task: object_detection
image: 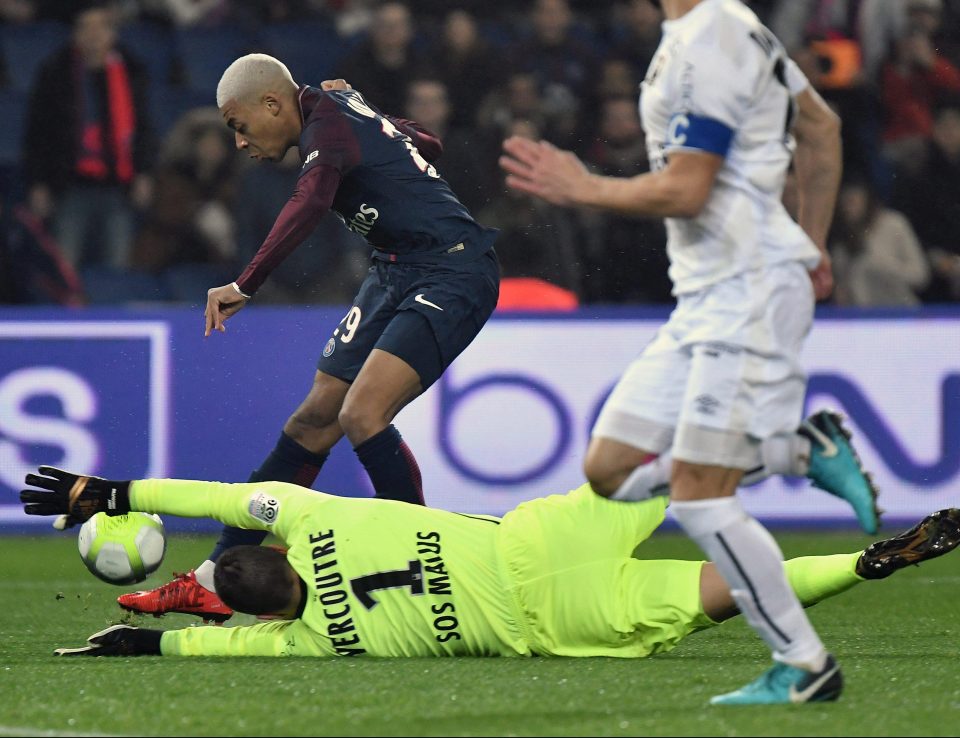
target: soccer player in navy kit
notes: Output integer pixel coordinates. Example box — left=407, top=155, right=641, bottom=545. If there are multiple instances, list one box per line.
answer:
left=119, top=55, right=500, bottom=621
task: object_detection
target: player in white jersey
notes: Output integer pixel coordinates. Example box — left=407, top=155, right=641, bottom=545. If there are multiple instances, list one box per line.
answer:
left=500, top=0, right=876, bottom=706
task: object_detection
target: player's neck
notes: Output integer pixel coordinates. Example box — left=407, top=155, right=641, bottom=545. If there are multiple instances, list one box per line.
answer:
left=661, top=0, right=704, bottom=21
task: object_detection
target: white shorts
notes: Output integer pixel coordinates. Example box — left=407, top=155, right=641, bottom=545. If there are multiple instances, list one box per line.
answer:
left=592, top=261, right=814, bottom=469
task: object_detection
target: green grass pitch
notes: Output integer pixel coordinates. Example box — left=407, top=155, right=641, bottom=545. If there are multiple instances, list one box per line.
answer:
left=2, top=528, right=958, bottom=737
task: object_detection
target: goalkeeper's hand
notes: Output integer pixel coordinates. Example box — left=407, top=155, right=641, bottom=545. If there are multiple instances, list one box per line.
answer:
left=54, top=625, right=163, bottom=657
left=20, top=466, right=132, bottom=529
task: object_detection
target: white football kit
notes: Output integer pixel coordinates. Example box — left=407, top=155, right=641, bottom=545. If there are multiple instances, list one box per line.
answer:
left=593, top=0, right=822, bottom=468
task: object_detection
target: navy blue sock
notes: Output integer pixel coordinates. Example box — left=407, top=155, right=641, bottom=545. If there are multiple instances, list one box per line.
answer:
left=354, top=424, right=424, bottom=506
left=209, top=432, right=329, bottom=561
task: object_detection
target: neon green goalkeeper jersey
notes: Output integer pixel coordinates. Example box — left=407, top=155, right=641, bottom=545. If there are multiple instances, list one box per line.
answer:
left=129, top=480, right=529, bottom=658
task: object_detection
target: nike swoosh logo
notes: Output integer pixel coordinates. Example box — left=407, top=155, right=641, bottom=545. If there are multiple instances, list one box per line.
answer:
left=789, top=664, right=840, bottom=703
left=415, top=294, right=444, bottom=311
left=802, top=422, right=838, bottom=458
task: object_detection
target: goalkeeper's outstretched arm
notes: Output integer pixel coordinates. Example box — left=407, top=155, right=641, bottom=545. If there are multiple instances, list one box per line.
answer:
left=20, top=467, right=327, bottom=543
left=54, top=620, right=330, bottom=658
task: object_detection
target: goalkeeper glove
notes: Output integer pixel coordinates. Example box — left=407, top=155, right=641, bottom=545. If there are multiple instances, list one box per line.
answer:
left=54, top=625, right=162, bottom=657
left=20, top=466, right=132, bottom=529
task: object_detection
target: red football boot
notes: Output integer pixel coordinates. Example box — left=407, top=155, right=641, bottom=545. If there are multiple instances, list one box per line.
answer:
left=117, top=571, right=233, bottom=623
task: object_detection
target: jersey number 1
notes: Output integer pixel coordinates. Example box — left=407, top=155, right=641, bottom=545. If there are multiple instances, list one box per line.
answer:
left=350, top=559, right=424, bottom=610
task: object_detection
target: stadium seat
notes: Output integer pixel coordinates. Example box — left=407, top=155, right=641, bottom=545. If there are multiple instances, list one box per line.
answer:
left=258, top=22, right=343, bottom=85
left=175, top=26, right=254, bottom=93
left=0, top=21, right=69, bottom=92
left=120, top=22, right=175, bottom=86
left=0, top=89, right=28, bottom=167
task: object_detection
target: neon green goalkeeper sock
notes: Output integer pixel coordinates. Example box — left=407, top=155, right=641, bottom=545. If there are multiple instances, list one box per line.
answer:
left=784, top=552, right=864, bottom=607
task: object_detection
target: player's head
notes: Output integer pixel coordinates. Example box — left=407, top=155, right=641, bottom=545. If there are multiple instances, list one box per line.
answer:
left=214, top=545, right=300, bottom=617
left=217, top=53, right=300, bottom=163
left=72, top=1, right=119, bottom=65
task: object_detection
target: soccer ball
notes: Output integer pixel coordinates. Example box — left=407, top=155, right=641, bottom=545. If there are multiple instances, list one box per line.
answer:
left=77, top=512, right=166, bottom=585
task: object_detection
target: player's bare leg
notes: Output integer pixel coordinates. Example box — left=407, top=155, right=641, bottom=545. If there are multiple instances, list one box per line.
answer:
left=118, top=371, right=351, bottom=620
left=283, top=370, right=352, bottom=453
left=341, top=348, right=425, bottom=505
left=583, top=436, right=658, bottom=498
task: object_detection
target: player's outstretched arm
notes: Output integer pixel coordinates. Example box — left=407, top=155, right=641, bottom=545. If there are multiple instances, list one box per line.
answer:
left=54, top=621, right=320, bottom=658
left=792, top=85, right=842, bottom=300
left=21, top=468, right=329, bottom=543
left=499, top=137, right=722, bottom=218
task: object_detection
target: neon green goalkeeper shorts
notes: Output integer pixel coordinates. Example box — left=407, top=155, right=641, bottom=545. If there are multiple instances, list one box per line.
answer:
left=498, top=484, right=715, bottom=658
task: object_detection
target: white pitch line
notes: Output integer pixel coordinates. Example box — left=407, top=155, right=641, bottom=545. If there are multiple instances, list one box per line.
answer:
left=0, top=725, right=126, bottom=737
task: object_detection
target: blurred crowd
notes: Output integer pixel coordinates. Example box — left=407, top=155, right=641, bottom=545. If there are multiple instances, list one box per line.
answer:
left=2, top=0, right=960, bottom=307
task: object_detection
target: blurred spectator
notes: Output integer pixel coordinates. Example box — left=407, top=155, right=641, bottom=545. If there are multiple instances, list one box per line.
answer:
left=479, top=119, right=583, bottom=302
left=829, top=177, right=929, bottom=306
left=771, top=0, right=907, bottom=83
left=0, top=200, right=84, bottom=305
left=136, top=0, right=230, bottom=26
left=608, top=0, right=662, bottom=81
left=22, top=1, right=153, bottom=272
left=593, top=56, right=640, bottom=110
left=477, top=71, right=548, bottom=145
left=584, top=96, right=646, bottom=173
left=335, top=1, right=430, bottom=115
left=510, top=0, right=599, bottom=145
left=232, top=148, right=367, bottom=305
left=579, top=96, right=671, bottom=303
left=905, top=0, right=960, bottom=61
left=0, top=0, right=36, bottom=23
left=329, top=0, right=377, bottom=37
left=131, top=107, right=236, bottom=299
left=893, top=97, right=960, bottom=301
left=430, top=9, right=504, bottom=128
left=233, top=0, right=329, bottom=24
left=404, top=78, right=494, bottom=213
left=881, top=20, right=960, bottom=172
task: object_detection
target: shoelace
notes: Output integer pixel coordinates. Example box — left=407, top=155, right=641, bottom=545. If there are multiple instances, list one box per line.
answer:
left=158, top=572, right=202, bottom=607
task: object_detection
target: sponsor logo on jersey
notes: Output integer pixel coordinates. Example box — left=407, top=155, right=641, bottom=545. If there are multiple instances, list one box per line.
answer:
left=248, top=491, right=280, bottom=525
left=346, top=203, right=379, bottom=237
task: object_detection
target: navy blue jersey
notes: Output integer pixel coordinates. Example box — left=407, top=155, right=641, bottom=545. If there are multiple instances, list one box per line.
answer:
left=299, top=87, right=496, bottom=262
left=235, top=86, right=497, bottom=295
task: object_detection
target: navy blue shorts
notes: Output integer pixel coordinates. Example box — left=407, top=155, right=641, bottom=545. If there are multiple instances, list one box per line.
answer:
left=317, top=249, right=500, bottom=388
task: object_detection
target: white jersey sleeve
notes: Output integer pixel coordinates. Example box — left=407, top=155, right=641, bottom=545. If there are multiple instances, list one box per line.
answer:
left=784, top=57, right=810, bottom=97
left=662, top=38, right=755, bottom=159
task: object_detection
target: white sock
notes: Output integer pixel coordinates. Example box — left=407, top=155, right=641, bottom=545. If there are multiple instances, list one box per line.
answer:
left=672, top=496, right=827, bottom=671
left=611, top=455, right=672, bottom=501
left=194, top=559, right=217, bottom=593
left=613, top=433, right=813, bottom=500
left=759, top=433, right=811, bottom=478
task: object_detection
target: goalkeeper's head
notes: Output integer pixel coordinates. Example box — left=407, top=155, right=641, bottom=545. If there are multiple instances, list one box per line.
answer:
left=214, top=546, right=302, bottom=618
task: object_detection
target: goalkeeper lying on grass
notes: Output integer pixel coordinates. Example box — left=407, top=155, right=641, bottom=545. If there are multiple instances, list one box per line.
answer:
left=21, top=468, right=959, bottom=668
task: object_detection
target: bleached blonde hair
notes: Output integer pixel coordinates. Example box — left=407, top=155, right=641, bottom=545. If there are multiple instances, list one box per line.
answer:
left=216, top=53, right=296, bottom=109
